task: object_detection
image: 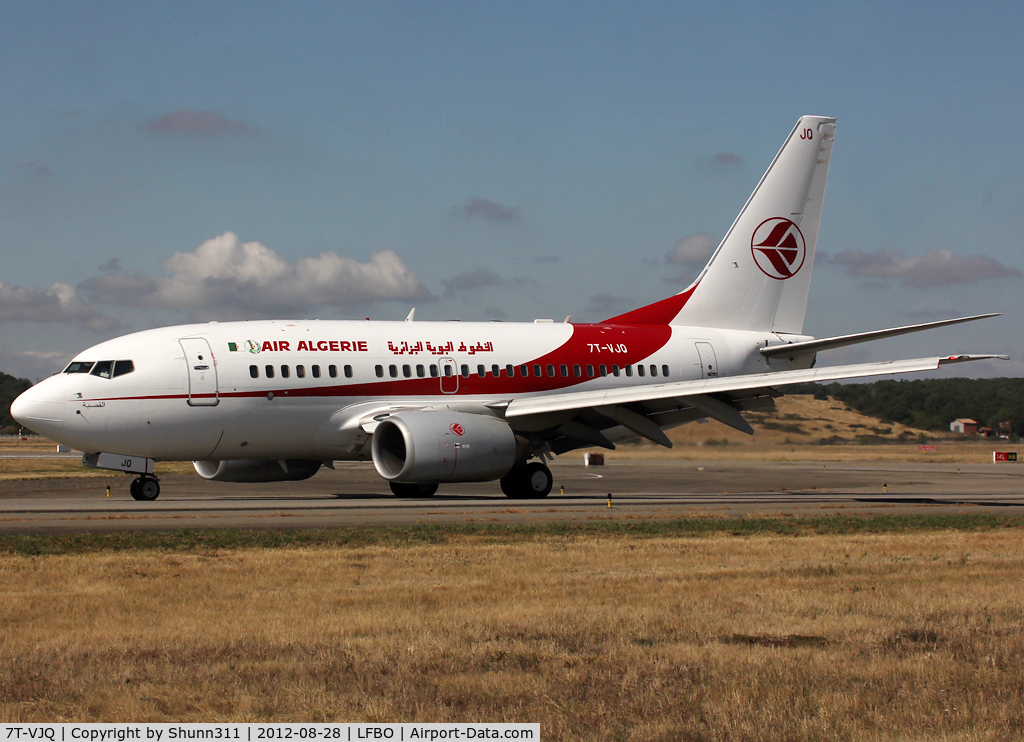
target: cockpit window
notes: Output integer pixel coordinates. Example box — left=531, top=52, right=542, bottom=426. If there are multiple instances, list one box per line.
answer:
left=113, top=360, right=135, bottom=378
left=90, top=361, right=113, bottom=379
left=64, top=361, right=94, bottom=374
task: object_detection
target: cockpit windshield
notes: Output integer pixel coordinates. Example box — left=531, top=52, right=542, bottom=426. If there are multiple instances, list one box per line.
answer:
left=67, top=360, right=134, bottom=379
left=90, top=361, right=113, bottom=379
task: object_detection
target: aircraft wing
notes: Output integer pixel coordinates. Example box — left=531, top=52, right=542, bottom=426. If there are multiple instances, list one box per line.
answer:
left=501, top=354, right=1006, bottom=450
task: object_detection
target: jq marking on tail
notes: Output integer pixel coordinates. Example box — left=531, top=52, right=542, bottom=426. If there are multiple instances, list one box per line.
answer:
left=751, top=217, right=806, bottom=279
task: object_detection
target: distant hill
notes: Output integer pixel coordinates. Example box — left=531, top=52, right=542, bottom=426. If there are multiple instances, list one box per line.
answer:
left=1, top=371, right=32, bottom=432
left=780, top=378, right=1024, bottom=436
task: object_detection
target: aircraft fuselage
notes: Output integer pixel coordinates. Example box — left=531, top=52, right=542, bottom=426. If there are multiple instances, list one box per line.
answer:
left=16, top=319, right=809, bottom=462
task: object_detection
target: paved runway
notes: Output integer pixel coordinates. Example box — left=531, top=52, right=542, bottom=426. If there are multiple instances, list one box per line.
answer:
left=0, top=459, right=1021, bottom=533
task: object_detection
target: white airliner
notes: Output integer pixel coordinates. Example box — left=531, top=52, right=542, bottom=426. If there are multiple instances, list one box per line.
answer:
left=11, top=116, right=1003, bottom=501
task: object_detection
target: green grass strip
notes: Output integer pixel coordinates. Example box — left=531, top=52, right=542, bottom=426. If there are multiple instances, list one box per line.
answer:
left=1, top=513, right=1023, bottom=556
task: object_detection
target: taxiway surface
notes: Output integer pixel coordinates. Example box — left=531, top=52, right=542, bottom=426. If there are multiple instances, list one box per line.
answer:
left=0, top=459, right=1021, bottom=533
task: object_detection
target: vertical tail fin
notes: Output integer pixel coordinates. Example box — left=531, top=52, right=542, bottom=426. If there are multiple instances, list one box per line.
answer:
left=604, top=116, right=835, bottom=331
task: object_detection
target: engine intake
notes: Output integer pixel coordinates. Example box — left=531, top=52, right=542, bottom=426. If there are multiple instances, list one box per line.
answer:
left=193, top=458, right=322, bottom=483
left=371, top=411, right=517, bottom=483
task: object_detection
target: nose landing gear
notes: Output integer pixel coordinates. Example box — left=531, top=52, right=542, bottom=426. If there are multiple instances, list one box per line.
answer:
left=130, top=476, right=161, bottom=501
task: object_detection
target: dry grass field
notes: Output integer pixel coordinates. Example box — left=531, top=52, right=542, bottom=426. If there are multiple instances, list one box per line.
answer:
left=1, top=526, right=1022, bottom=740
left=584, top=395, right=1008, bottom=464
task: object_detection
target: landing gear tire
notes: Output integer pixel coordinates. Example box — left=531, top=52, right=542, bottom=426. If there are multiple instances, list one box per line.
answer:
left=389, top=481, right=439, bottom=497
left=131, top=476, right=160, bottom=501
left=500, top=462, right=553, bottom=499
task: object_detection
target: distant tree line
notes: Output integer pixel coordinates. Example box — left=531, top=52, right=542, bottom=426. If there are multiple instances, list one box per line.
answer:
left=1, top=371, right=33, bottom=433
left=780, top=378, right=1024, bottom=435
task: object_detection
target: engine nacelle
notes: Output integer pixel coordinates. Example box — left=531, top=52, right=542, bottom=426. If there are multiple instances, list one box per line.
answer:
left=193, top=458, right=322, bottom=483
left=371, top=411, right=517, bottom=483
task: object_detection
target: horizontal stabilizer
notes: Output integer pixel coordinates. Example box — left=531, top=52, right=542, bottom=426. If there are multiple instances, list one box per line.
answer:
left=761, top=314, right=1000, bottom=359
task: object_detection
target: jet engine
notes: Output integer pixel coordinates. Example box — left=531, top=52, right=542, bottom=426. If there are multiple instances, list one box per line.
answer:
left=371, top=411, right=518, bottom=483
left=193, top=458, right=322, bottom=483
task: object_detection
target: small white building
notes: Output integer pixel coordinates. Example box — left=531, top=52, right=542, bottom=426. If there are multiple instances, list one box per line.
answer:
left=950, top=418, right=978, bottom=435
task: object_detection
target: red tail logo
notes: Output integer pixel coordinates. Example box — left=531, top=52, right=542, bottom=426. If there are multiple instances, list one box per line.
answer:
left=751, top=217, right=806, bottom=280
left=449, top=423, right=465, bottom=436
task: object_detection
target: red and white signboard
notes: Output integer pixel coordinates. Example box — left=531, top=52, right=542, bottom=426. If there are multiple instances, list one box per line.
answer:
left=993, top=451, right=1018, bottom=463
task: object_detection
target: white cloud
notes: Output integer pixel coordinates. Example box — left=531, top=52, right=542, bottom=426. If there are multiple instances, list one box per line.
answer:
left=712, top=152, right=744, bottom=165
left=0, top=347, right=71, bottom=381
left=831, top=249, right=1021, bottom=288
left=144, top=109, right=249, bottom=136
left=441, top=267, right=505, bottom=295
left=0, top=282, right=119, bottom=331
left=455, top=198, right=521, bottom=222
left=80, top=232, right=430, bottom=319
left=440, top=266, right=535, bottom=297
left=667, top=233, right=717, bottom=266
left=585, top=292, right=632, bottom=318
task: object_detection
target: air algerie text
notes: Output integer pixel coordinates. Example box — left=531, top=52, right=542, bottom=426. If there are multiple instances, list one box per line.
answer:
left=257, top=340, right=368, bottom=352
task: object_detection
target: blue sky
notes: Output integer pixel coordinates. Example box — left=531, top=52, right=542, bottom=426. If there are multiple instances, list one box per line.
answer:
left=2, top=1, right=1023, bottom=380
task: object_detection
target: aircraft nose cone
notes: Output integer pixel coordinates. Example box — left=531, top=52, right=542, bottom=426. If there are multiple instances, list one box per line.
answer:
left=10, top=377, right=65, bottom=437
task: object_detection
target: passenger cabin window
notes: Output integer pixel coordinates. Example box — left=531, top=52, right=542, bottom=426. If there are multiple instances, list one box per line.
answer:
left=477, top=364, right=486, bottom=377
left=312, top=365, right=321, bottom=378
left=547, top=364, right=555, bottom=377
left=375, top=365, right=384, bottom=378
left=389, top=364, right=398, bottom=378
left=492, top=364, right=500, bottom=377
left=113, top=360, right=135, bottom=377
left=560, top=364, right=568, bottom=377
left=650, top=364, right=658, bottom=377
left=599, top=364, right=607, bottom=377
left=265, top=365, right=275, bottom=378
left=533, top=364, right=541, bottom=377
left=637, top=365, right=645, bottom=377
left=430, top=365, right=439, bottom=377
left=625, top=365, right=633, bottom=377
left=507, top=364, right=516, bottom=377
left=249, top=365, right=259, bottom=379
left=403, top=364, right=411, bottom=378
left=64, top=361, right=94, bottom=374
left=416, top=364, right=425, bottom=378
left=281, top=365, right=290, bottom=379
left=612, top=365, right=620, bottom=377
left=662, top=365, right=670, bottom=377
left=461, top=364, right=470, bottom=377
left=330, top=365, right=338, bottom=378
left=573, top=364, right=581, bottom=377
left=90, top=361, right=113, bottom=379
left=296, top=365, right=305, bottom=378
left=343, top=365, right=352, bottom=378
left=586, top=364, right=594, bottom=377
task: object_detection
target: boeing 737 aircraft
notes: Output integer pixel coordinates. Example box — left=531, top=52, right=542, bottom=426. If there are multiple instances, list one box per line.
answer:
left=11, top=116, right=1003, bottom=500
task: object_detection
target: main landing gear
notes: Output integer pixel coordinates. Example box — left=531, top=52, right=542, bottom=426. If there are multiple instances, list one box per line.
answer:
left=500, top=462, right=553, bottom=499
left=130, top=476, right=161, bottom=501
left=389, top=482, right=439, bottom=497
